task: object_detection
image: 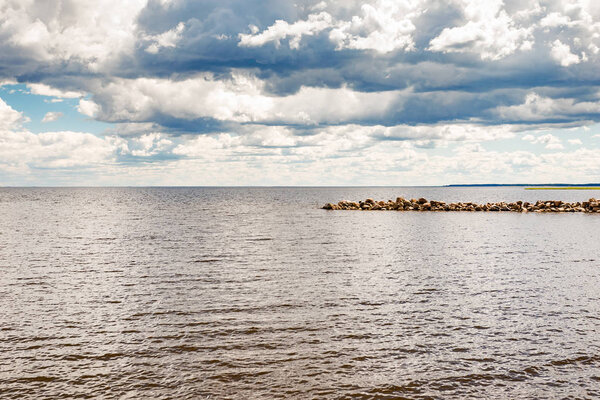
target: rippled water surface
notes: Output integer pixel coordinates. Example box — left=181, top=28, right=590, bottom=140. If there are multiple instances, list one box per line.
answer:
left=1, top=187, right=600, bottom=399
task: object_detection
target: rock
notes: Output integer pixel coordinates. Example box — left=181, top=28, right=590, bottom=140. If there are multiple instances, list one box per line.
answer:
left=323, top=197, right=599, bottom=213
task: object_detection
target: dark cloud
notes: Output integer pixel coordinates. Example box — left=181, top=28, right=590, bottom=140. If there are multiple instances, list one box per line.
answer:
left=3, top=0, right=600, bottom=133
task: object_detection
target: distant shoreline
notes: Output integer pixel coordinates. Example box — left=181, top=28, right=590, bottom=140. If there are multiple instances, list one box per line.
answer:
left=525, top=187, right=600, bottom=190
left=446, top=183, right=600, bottom=187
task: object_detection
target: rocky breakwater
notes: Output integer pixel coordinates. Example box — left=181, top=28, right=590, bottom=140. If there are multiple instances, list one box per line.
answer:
left=323, top=197, right=600, bottom=213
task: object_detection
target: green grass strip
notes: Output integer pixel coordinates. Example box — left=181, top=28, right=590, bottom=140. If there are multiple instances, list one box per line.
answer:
left=525, top=187, right=600, bottom=190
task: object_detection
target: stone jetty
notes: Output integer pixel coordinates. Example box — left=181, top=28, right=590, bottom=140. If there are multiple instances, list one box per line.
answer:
left=323, top=197, right=600, bottom=213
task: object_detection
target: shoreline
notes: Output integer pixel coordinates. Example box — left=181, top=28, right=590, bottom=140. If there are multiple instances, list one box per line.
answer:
left=323, top=197, right=600, bottom=213
left=525, top=187, right=600, bottom=190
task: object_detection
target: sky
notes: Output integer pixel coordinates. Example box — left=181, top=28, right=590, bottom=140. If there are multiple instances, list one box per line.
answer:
left=1, top=0, right=600, bottom=186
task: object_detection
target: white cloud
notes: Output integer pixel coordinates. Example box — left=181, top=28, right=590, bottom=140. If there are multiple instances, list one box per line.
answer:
left=131, top=133, right=173, bottom=156
left=42, top=111, right=63, bottom=123
left=328, top=0, right=422, bottom=53
left=428, top=0, right=533, bottom=60
left=540, top=12, right=574, bottom=28
left=0, top=0, right=147, bottom=71
left=28, top=83, right=83, bottom=98
left=165, top=130, right=600, bottom=186
left=239, top=0, right=423, bottom=53
left=144, top=22, right=185, bottom=54
left=495, top=92, right=600, bottom=121
left=86, top=73, right=404, bottom=125
left=0, top=79, right=17, bottom=87
left=1, top=0, right=600, bottom=185
left=550, top=39, right=582, bottom=66
left=0, top=100, right=129, bottom=173
left=171, top=122, right=517, bottom=165
left=0, top=129, right=123, bottom=170
left=0, top=98, right=26, bottom=130
left=522, top=133, right=563, bottom=149
left=77, top=99, right=100, bottom=117
left=239, top=12, right=333, bottom=50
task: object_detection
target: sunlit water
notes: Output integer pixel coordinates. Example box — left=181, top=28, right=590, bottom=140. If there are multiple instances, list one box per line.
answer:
left=1, top=187, right=599, bottom=399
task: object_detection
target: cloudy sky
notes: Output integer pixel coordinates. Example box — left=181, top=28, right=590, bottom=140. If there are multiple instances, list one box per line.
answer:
left=1, top=0, right=600, bottom=185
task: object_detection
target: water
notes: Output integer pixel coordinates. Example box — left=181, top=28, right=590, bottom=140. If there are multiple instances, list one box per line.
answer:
left=1, top=187, right=599, bottom=399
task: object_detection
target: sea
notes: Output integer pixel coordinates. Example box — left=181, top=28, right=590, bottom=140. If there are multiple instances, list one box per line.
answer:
left=1, top=187, right=599, bottom=399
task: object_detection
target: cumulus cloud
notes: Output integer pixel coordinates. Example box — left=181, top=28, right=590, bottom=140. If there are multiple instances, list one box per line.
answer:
left=0, top=79, right=17, bottom=87
left=0, top=98, right=26, bottom=130
left=77, top=99, right=100, bottom=117
left=143, top=22, right=185, bottom=54
left=28, top=84, right=83, bottom=99
left=239, top=12, right=333, bottom=50
left=550, top=39, right=582, bottom=66
left=41, top=111, right=63, bottom=123
left=130, top=133, right=173, bottom=156
left=0, top=0, right=147, bottom=74
left=0, top=130, right=124, bottom=169
left=1, top=0, right=600, bottom=184
left=427, top=0, right=533, bottom=60
left=522, top=133, right=564, bottom=149
left=83, top=73, right=404, bottom=126
left=494, top=92, right=600, bottom=122
left=239, top=0, right=422, bottom=53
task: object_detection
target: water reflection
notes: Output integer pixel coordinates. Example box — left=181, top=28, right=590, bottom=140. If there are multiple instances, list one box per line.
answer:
left=1, top=187, right=599, bottom=399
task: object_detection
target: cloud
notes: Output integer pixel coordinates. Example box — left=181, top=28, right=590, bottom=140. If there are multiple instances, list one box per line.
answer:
left=239, top=12, right=333, bottom=50
left=427, top=0, right=533, bottom=60
left=83, top=73, right=405, bottom=126
left=522, top=133, right=563, bottom=149
left=494, top=92, right=600, bottom=122
left=28, top=84, right=83, bottom=99
left=41, top=111, right=64, bottom=123
left=0, top=79, right=17, bottom=87
left=0, top=0, right=147, bottom=75
left=0, top=128, right=126, bottom=170
left=77, top=99, right=100, bottom=117
left=4, top=0, right=600, bottom=130
left=1, top=0, right=600, bottom=184
left=239, top=0, right=422, bottom=53
left=550, top=39, right=582, bottom=67
left=143, top=22, right=185, bottom=54
left=0, top=98, right=27, bottom=130
left=130, top=132, right=173, bottom=156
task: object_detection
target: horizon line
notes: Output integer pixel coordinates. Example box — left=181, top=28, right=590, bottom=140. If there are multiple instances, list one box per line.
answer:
left=2, top=183, right=600, bottom=189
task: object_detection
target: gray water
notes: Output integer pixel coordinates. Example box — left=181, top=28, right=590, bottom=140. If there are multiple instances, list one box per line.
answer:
left=1, top=187, right=599, bottom=399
